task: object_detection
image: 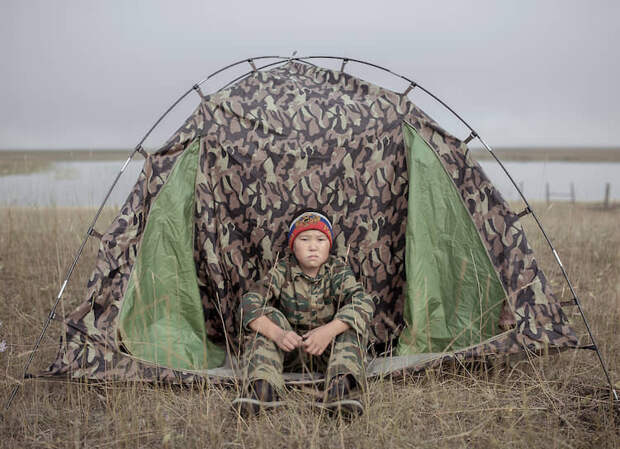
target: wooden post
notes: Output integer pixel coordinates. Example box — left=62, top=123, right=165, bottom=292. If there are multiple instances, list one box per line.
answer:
left=570, top=182, right=575, bottom=204
left=546, top=183, right=550, bottom=204
left=604, top=183, right=611, bottom=209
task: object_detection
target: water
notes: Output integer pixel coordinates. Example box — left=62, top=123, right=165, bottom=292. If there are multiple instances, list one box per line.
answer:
left=0, top=159, right=617, bottom=207
left=0, top=160, right=143, bottom=207
left=479, top=160, right=619, bottom=202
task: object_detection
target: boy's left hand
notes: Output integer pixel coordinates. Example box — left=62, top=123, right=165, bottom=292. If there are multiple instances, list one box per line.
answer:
left=302, top=325, right=335, bottom=356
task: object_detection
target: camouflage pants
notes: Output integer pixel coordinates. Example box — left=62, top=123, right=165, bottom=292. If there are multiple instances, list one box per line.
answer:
left=242, top=307, right=368, bottom=391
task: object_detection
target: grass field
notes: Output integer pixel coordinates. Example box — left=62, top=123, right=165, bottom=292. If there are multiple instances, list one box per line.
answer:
left=0, top=204, right=618, bottom=448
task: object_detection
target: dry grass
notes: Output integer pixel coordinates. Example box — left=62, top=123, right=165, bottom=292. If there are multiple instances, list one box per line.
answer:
left=0, top=204, right=618, bottom=448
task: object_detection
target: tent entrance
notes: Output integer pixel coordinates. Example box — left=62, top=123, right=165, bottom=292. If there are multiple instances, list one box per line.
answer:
left=117, top=140, right=225, bottom=371
left=397, top=122, right=507, bottom=355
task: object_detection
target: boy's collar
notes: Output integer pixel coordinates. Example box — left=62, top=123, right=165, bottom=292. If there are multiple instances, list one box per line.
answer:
left=290, top=254, right=332, bottom=280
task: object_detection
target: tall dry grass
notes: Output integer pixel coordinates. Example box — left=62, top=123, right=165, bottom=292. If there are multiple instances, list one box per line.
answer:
left=0, top=203, right=618, bottom=448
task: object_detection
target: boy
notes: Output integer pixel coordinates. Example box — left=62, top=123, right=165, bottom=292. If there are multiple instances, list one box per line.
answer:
left=233, top=210, right=375, bottom=416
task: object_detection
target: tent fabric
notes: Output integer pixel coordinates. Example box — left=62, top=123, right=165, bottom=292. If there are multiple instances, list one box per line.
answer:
left=44, top=61, right=578, bottom=383
left=398, top=122, right=506, bottom=354
left=118, top=139, right=225, bottom=370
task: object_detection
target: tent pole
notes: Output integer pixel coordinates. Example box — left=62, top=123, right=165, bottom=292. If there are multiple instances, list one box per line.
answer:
left=4, top=71, right=219, bottom=411
left=476, top=136, right=619, bottom=402
left=4, top=147, right=143, bottom=411
left=302, top=55, right=617, bottom=401
left=3, top=59, right=292, bottom=412
left=292, top=55, right=618, bottom=401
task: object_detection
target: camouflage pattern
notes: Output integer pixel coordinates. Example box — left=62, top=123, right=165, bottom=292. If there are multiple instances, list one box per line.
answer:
left=243, top=308, right=367, bottom=391
left=42, top=60, right=577, bottom=384
left=241, top=255, right=375, bottom=336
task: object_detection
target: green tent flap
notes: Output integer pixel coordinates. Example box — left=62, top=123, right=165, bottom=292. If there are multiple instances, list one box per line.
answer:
left=118, top=140, right=225, bottom=370
left=397, top=122, right=507, bottom=355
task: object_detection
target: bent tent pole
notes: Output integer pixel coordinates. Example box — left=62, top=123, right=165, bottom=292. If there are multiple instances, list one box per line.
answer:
left=5, top=55, right=617, bottom=412
left=222, top=54, right=618, bottom=401
left=3, top=56, right=290, bottom=412
left=199, top=54, right=619, bottom=401
left=3, top=55, right=301, bottom=412
left=293, top=55, right=617, bottom=401
left=3, top=143, right=147, bottom=412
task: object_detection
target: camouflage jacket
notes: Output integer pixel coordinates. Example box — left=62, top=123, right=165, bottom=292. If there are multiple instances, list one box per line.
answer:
left=240, top=255, right=375, bottom=335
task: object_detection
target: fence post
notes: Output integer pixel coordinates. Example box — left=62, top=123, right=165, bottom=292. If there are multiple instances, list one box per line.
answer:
left=604, top=183, right=610, bottom=209
left=546, top=183, right=550, bottom=204
left=570, top=182, right=575, bottom=204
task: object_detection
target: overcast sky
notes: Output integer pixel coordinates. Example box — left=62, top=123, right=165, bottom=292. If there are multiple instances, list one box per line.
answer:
left=1, top=0, right=618, bottom=150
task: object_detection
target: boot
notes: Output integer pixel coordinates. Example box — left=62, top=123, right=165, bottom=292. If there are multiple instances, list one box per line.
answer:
left=232, top=379, right=284, bottom=416
left=322, top=374, right=364, bottom=416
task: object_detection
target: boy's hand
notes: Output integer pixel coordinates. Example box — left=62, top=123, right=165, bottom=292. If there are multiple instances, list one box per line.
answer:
left=302, top=325, right=335, bottom=356
left=248, top=316, right=302, bottom=352
left=276, top=330, right=303, bottom=352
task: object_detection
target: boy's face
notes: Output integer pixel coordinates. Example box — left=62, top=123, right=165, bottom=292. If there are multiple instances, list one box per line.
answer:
left=292, top=229, right=330, bottom=277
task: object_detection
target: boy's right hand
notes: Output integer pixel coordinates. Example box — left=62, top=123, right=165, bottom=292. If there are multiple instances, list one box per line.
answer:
left=276, top=330, right=303, bottom=352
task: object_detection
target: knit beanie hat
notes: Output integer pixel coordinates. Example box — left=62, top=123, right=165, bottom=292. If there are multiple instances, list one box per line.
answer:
left=287, top=210, right=333, bottom=251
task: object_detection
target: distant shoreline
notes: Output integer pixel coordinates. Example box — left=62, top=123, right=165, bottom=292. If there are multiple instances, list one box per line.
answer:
left=1, top=147, right=620, bottom=176
left=2, top=147, right=620, bottom=161
left=0, top=149, right=131, bottom=161
left=470, top=147, right=620, bottom=162
left=0, top=150, right=132, bottom=176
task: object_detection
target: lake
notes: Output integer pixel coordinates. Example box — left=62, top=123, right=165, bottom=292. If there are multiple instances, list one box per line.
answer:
left=0, top=159, right=617, bottom=207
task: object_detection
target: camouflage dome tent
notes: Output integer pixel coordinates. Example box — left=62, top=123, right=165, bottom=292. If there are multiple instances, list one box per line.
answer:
left=8, top=56, right=617, bottom=403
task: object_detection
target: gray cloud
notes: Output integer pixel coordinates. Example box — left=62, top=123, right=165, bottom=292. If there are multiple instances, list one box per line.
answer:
left=1, top=0, right=618, bottom=149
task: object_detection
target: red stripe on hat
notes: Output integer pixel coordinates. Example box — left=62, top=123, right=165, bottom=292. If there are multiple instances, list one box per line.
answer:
left=288, top=221, right=333, bottom=251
